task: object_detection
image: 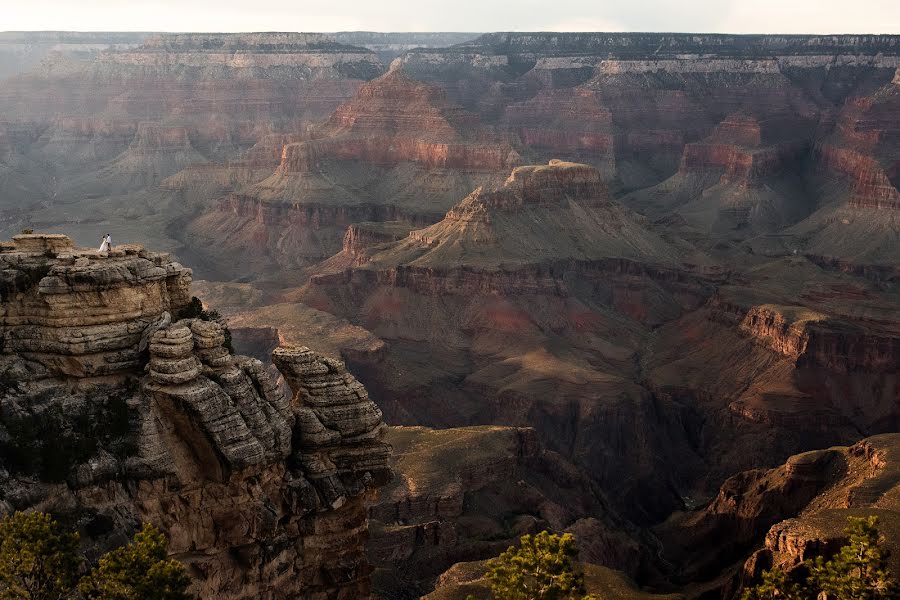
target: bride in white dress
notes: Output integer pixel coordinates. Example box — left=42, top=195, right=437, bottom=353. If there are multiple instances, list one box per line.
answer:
left=98, top=233, right=111, bottom=253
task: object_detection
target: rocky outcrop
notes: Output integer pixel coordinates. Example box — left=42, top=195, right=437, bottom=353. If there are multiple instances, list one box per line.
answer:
left=348, top=160, right=711, bottom=270
left=814, top=144, right=900, bottom=210
left=368, top=426, right=643, bottom=598
left=624, top=113, right=816, bottom=233
left=658, top=434, right=900, bottom=598
left=0, top=234, right=391, bottom=599
left=738, top=305, right=900, bottom=373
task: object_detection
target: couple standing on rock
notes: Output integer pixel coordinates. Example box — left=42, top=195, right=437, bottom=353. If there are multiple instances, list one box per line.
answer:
left=98, top=233, right=113, bottom=253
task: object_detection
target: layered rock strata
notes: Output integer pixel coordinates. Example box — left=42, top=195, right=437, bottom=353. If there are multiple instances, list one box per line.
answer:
left=368, top=425, right=644, bottom=598
left=0, top=234, right=391, bottom=599
left=656, top=434, right=900, bottom=598
left=300, top=162, right=719, bottom=522
left=185, top=70, right=518, bottom=275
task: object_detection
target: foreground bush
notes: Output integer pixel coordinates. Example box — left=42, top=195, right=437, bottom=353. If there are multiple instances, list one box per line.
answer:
left=0, top=513, right=193, bottom=600
left=743, top=516, right=899, bottom=600
left=481, top=531, right=594, bottom=600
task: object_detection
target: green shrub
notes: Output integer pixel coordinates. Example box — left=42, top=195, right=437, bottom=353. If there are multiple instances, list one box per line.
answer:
left=743, top=516, right=899, bottom=600
left=0, top=512, right=81, bottom=600
left=0, top=513, right=194, bottom=600
left=483, top=531, right=594, bottom=600
left=79, top=523, right=193, bottom=600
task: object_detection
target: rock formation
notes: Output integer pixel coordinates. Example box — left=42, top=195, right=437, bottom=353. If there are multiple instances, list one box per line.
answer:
left=0, top=32, right=385, bottom=254
left=184, top=69, right=519, bottom=276
left=2, top=32, right=900, bottom=599
left=656, top=433, right=900, bottom=598
left=0, top=233, right=391, bottom=599
left=298, top=161, right=722, bottom=523
left=624, top=113, right=816, bottom=235
left=368, top=425, right=644, bottom=597
left=299, top=160, right=899, bottom=529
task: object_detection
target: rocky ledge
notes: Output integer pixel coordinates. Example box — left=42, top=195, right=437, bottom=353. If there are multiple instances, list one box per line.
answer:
left=0, top=234, right=391, bottom=599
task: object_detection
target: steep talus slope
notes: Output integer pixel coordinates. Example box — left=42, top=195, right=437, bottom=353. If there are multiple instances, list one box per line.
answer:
left=362, top=160, right=701, bottom=269
left=784, top=79, right=900, bottom=269
left=624, top=113, right=818, bottom=236
left=0, top=233, right=391, bottom=599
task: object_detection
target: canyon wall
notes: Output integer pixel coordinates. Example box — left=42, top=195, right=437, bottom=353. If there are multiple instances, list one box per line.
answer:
left=0, top=234, right=391, bottom=599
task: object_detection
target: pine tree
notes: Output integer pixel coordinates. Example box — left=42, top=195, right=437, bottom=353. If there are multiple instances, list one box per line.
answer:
left=741, top=566, right=804, bottom=600
left=483, top=531, right=592, bottom=600
left=78, top=524, right=192, bottom=600
left=808, top=516, right=899, bottom=600
left=742, top=515, right=899, bottom=600
left=0, top=511, right=81, bottom=600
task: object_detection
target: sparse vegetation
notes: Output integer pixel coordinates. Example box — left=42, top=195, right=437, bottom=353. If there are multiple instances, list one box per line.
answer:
left=0, top=511, right=81, bottom=600
left=742, top=516, right=899, bottom=600
left=479, top=531, right=594, bottom=600
left=176, top=297, right=234, bottom=354
left=0, top=513, right=193, bottom=600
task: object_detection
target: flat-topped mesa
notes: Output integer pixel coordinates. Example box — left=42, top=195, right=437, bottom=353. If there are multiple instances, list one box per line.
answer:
left=0, top=233, right=392, bottom=599
left=397, top=33, right=900, bottom=77
left=441, top=160, right=609, bottom=223
left=506, top=160, right=606, bottom=203
left=95, top=32, right=383, bottom=77
left=316, top=160, right=712, bottom=272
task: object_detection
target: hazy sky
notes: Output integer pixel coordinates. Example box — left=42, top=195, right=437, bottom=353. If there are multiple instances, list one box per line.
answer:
left=5, top=0, right=899, bottom=34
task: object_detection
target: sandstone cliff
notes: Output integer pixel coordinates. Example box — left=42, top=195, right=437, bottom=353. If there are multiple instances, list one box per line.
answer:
left=656, top=433, right=900, bottom=598
left=0, top=233, right=391, bottom=599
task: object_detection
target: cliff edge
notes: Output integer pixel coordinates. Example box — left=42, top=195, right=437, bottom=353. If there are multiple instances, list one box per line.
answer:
left=0, top=233, right=391, bottom=599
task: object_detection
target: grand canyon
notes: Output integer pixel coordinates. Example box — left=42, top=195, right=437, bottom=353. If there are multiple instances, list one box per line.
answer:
left=0, top=25, right=898, bottom=599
